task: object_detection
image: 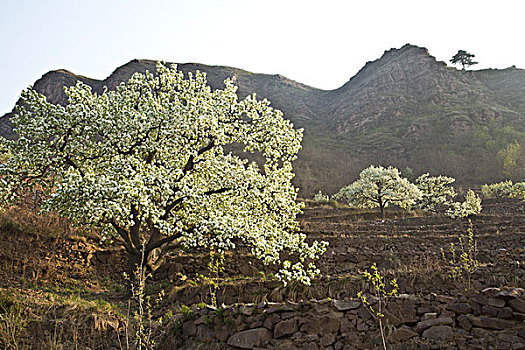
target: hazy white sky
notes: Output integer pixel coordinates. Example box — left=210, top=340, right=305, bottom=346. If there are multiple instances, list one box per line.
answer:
left=1, top=0, right=524, bottom=115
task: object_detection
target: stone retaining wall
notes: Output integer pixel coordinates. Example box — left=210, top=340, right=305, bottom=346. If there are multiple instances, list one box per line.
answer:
left=172, top=287, right=525, bottom=349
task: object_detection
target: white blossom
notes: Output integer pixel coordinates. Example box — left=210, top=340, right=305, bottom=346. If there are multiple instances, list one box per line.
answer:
left=0, top=62, right=327, bottom=285
left=482, top=180, right=525, bottom=200
left=336, top=165, right=421, bottom=217
left=446, top=189, right=482, bottom=218
left=414, top=173, right=456, bottom=212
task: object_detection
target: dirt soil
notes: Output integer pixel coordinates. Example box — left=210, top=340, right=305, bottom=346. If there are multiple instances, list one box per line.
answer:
left=0, top=197, right=524, bottom=348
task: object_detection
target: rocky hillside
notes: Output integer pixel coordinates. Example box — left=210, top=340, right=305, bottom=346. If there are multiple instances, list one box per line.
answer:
left=2, top=44, right=525, bottom=196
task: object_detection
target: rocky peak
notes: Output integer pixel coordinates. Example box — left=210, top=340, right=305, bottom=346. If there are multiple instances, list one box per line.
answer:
left=326, top=44, right=476, bottom=134
left=343, top=44, right=444, bottom=87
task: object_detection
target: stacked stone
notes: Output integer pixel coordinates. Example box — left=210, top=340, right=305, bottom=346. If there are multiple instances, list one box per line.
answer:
left=176, top=287, right=525, bottom=349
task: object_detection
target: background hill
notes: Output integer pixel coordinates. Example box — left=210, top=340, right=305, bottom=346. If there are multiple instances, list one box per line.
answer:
left=2, top=44, right=525, bottom=196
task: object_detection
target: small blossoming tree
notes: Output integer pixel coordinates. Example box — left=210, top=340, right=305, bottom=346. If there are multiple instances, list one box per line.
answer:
left=481, top=180, right=515, bottom=198
left=0, top=63, right=327, bottom=289
left=414, top=173, right=456, bottom=212
left=482, top=180, right=525, bottom=200
left=446, top=189, right=482, bottom=218
left=336, top=165, right=421, bottom=218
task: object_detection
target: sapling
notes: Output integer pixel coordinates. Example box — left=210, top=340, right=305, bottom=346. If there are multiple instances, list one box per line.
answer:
left=206, top=250, right=225, bottom=308
left=440, top=219, right=479, bottom=290
left=122, top=243, right=162, bottom=350
left=481, top=180, right=514, bottom=198
left=357, top=263, right=398, bottom=350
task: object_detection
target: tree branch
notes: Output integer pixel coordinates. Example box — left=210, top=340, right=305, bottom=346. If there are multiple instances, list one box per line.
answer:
left=129, top=204, right=142, bottom=249
left=64, top=156, right=85, bottom=177
left=145, top=218, right=161, bottom=252
left=109, top=219, right=136, bottom=253
left=113, top=123, right=160, bottom=157
left=145, top=232, right=183, bottom=253
left=161, top=187, right=232, bottom=221
left=146, top=151, right=156, bottom=164
left=161, top=139, right=217, bottom=219
left=147, top=241, right=182, bottom=272
left=20, top=164, right=51, bottom=182
left=182, top=139, right=215, bottom=174
left=160, top=196, right=186, bottom=221
left=203, top=187, right=231, bottom=196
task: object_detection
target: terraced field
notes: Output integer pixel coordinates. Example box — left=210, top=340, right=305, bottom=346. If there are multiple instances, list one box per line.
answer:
left=1, top=198, right=524, bottom=349
left=163, top=198, right=525, bottom=307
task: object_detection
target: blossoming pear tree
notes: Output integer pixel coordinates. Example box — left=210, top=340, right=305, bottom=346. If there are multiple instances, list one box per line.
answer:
left=415, top=173, right=456, bottom=212
left=481, top=180, right=515, bottom=198
left=0, top=63, right=327, bottom=288
left=336, top=165, right=421, bottom=218
left=446, top=189, right=482, bottom=218
left=482, top=180, right=525, bottom=200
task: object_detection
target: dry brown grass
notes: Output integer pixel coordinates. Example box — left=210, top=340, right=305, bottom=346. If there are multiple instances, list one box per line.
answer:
left=0, top=192, right=98, bottom=239
left=0, top=287, right=125, bottom=350
left=0, top=194, right=130, bottom=349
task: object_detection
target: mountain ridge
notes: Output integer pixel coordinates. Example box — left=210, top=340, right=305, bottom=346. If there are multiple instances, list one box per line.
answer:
left=3, top=44, right=525, bottom=196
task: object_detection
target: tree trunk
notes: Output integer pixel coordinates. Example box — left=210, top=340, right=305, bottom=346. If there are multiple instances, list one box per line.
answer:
left=379, top=201, right=385, bottom=218
left=116, top=222, right=181, bottom=299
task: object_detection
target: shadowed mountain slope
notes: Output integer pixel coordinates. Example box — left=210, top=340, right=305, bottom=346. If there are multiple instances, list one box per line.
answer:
left=2, top=44, right=525, bottom=196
